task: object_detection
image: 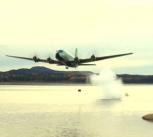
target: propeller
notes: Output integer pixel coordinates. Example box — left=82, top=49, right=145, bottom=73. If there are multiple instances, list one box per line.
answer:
left=33, top=56, right=39, bottom=62
left=47, top=57, right=55, bottom=63
left=91, top=54, right=96, bottom=61
left=90, top=48, right=97, bottom=61
left=47, top=57, right=52, bottom=62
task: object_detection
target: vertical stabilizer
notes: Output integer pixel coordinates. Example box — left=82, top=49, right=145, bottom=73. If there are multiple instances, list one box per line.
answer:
left=75, top=48, right=78, bottom=58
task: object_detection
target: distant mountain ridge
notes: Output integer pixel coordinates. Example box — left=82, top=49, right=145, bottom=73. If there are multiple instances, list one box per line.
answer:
left=0, top=66, right=153, bottom=84
left=0, top=66, right=93, bottom=83
left=6, top=66, right=59, bottom=75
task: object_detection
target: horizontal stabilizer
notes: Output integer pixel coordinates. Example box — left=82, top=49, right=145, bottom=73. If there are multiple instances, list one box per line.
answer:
left=79, top=63, right=96, bottom=66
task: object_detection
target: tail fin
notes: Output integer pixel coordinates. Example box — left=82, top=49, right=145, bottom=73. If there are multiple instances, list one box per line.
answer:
left=75, top=48, right=78, bottom=58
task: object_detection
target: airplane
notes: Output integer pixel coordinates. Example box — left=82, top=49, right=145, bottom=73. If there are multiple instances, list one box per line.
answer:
left=6, top=49, right=133, bottom=69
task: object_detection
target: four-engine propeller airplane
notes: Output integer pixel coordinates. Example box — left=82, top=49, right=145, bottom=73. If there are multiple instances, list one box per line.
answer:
left=6, top=49, right=133, bottom=69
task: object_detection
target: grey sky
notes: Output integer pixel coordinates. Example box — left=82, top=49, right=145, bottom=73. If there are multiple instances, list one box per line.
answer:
left=0, top=0, right=153, bottom=74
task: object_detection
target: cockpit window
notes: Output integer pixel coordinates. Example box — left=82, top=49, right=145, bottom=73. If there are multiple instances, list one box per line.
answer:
left=58, top=50, right=74, bottom=61
left=58, top=50, right=63, bottom=53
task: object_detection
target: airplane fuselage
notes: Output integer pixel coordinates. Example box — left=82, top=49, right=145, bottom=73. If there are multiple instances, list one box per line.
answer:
left=55, top=50, right=77, bottom=68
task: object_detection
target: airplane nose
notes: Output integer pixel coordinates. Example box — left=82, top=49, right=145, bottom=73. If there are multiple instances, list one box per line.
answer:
left=55, top=52, right=60, bottom=60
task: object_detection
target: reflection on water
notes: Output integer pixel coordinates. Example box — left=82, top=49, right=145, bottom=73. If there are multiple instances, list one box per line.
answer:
left=0, top=85, right=153, bottom=137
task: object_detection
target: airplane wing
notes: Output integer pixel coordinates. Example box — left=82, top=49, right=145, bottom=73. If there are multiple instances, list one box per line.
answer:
left=6, top=55, right=59, bottom=64
left=79, top=52, right=133, bottom=64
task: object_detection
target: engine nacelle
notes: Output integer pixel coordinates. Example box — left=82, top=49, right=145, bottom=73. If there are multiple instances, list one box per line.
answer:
left=47, top=57, right=54, bottom=63
left=47, top=57, right=51, bottom=63
left=91, top=54, right=96, bottom=61
left=74, top=57, right=79, bottom=63
left=33, top=56, right=39, bottom=62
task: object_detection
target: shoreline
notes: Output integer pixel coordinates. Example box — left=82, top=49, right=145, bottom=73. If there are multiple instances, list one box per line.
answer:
left=0, top=82, right=91, bottom=86
left=0, top=82, right=153, bottom=86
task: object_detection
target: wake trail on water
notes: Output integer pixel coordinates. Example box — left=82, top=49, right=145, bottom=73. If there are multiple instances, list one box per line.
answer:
left=90, top=68, right=123, bottom=99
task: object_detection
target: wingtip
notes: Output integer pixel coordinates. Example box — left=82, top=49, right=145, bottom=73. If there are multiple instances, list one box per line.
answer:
left=127, top=52, right=133, bottom=55
left=6, top=55, right=11, bottom=57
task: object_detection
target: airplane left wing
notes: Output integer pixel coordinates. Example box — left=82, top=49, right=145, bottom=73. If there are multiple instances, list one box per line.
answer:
left=6, top=55, right=59, bottom=64
left=79, top=52, right=133, bottom=64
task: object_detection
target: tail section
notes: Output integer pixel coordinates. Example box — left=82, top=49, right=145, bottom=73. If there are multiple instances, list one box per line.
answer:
left=75, top=48, right=78, bottom=58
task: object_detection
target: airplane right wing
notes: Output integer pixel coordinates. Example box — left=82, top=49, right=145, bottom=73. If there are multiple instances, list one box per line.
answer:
left=79, top=52, right=133, bottom=64
left=6, top=55, right=60, bottom=64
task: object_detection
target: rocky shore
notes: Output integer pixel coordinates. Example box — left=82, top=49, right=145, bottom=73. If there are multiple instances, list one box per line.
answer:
left=142, top=114, right=153, bottom=122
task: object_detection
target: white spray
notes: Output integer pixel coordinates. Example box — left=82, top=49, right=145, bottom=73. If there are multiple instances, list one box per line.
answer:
left=90, top=68, right=122, bottom=99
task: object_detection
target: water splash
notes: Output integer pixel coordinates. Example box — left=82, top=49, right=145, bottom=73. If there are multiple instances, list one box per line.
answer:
left=90, top=68, right=122, bottom=99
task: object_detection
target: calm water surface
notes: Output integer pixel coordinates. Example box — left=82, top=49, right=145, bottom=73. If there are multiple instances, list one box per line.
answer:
left=0, top=85, right=152, bottom=137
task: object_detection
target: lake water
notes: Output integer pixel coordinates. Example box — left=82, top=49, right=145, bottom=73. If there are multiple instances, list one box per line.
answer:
left=0, top=85, right=152, bottom=137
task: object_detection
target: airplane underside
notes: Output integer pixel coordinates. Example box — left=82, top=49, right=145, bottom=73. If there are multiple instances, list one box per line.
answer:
left=6, top=48, right=133, bottom=69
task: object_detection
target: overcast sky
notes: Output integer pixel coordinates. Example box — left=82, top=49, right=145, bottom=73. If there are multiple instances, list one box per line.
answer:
left=0, top=0, right=153, bottom=74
